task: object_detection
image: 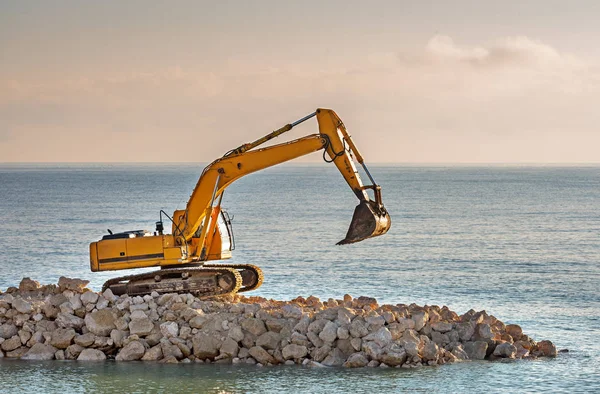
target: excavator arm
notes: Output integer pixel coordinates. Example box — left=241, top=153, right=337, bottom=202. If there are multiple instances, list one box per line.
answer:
left=173, top=108, right=390, bottom=259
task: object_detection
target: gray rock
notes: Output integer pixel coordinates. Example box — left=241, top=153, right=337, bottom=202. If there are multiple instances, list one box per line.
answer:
left=282, top=344, right=308, bottom=360
left=456, top=322, right=475, bottom=342
left=293, top=315, right=311, bottom=334
left=349, top=318, right=369, bottom=338
left=343, top=352, right=369, bottom=368
left=381, top=348, right=407, bottom=366
left=0, top=324, right=17, bottom=339
left=365, top=315, right=385, bottom=330
left=80, top=291, right=99, bottom=305
left=451, top=345, right=469, bottom=361
left=56, top=312, right=85, bottom=329
left=281, top=305, right=303, bottom=319
left=160, top=321, right=179, bottom=338
left=110, top=329, right=127, bottom=348
left=364, top=327, right=392, bottom=347
left=319, top=321, right=338, bottom=343
left=141, top=345, right=163, bottom=361
left=431, top=331, right=450, bottom=345
left=311, top=344, right=332, bottom=362
left=337, top=327, right=350, bottom=340
left=22, top=343, right=57, bottom=360
left=322, top=348, right=346, bottom=366
left=464, top=341, right=488, bottom=360
left=58, top=277, right=89, bottom=292
left=129, top=318, right=154, bottom=336
left=493, top=342, right=517, bottom=358
left=412, top=312, right=428, bottom=331
left=422, top=342, right=439, bottom=361
left=350, top=337, right=362, bottom=352
left=249, top=346, right=276, bottom=365
left=241, top=318, right=267, bottom=337
left=78, top=348, right=107, bottom=361
left=65, top=344, right=85, bottom=359
left=85, top=309, right=116, bottom=336
left=116, top=340, right=145, bottom=361
left=55, top=350, right=65, bottom=360
left=219, top=337, right=239, bottom=358
left=362, top=341, right=383, bottom=360
left=307, top=331, right=324, bottom=348
left=256, top=331, right=280, bottom=350
left=1, top=336, right=22, bottom=352
left=50, top=328, right=76, bottom=349
left=192, top=333, right=221, bottom=359
left=74, top=333, right=96, bottom=347
left=228, top=325, right=245, bottom=342
left=12, top=298, right=33, bottom=314
left=307, top=319, right=328, bottom=333
left=431, top=322, right=453, bottom=333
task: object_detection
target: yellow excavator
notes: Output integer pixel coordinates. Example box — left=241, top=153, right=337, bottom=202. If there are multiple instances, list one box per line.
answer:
left=89, top=108, right=391, bottom=297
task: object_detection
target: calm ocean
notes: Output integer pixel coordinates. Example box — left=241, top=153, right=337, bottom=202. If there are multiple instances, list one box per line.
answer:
left=0, top=164, right=598, bottom=393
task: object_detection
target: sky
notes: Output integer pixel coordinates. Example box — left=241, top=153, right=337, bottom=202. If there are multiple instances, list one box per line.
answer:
left=1, top=0, right=600, bottom=163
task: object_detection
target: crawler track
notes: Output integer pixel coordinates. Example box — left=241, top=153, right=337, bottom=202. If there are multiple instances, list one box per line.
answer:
left=203, top=263, right=263, bottom=293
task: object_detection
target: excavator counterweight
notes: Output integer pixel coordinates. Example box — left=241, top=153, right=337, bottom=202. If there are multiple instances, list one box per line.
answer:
left=90, top=108, right=391, bottom=297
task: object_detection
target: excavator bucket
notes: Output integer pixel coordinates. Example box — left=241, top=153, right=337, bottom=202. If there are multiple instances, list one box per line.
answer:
left=337, top=200, right=391, bottom=245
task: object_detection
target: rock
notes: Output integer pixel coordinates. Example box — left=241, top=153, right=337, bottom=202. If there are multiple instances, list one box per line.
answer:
left=456, top=322, right=475, bottom=342
left=493, top=342, right=517, bottom=358
left=85, top=309, right=117, bottom=336
left=308, top=319, right=328, bottom=333
left=422, top=342, right=439, bottom=361
left=534, top=340, right=557, bottom=358
left=464, top=341, right=488, bottom=360
left=12, top=298, right=33, bottom=314
left=141, top=345, right=163, bottom=361
left=80, top=291, right=99, bottom=305
left=116, top=340, right=145, bottom=361
left=58, top=277, right=89, bottom=292
left=343, top=352, right=369, bottom=368
left=431, top=331, right=450, bottom=345
left=219, top=337, right=239, bottom=358
left=322, top=348, right=346, bottom=366
left=1, top=336, right=22, bottom=352
left=74, top=333, right=96, bottom=347
left=160, top=322, right=179, bottom=338
left=129, top=318, right=154, bottom=336
left=65, top=344, right=84, bottom=359
left=192, top=333, right=221, bottom=359
left=319, top=321, right=338, bottom=343
left=293, top=315, right=311, bottom=334
left=349, top=318, right=369, bottom=338
left=364, top=327, right=392, bottom=347
left=256, top=331, right=280, bottom=350
left=19, top=278, right=41, bottom=292
left=228, top=325, right=245, bottom=342
left=381, top=348, right=407, bottom=366
left=451, top=345, right=469, bottom=361
left=311, top=344, right=332, bottom=362
left=282, top=344, right=308, bottom=360
left=18, top=330, right=32, bottom=345
left=50, top=328, right=76, bottom=349
left=56, top=312, right=85, bottom=329
left=350, top=337, right=362, bottom=352
left=412, top=312, right=428, bottom=331
left=282, top=305, right=303, bottom=319
left=78, top=348, right=107, bottom=361
left=241, top=318, right=267, bottom=337
left=506, top=324, right=523, bottom=340
left=365, top=315, right=385, bottom=330
left=362, top=341, right=383, bottom=360
left=0, top=324, right=17, bottom=339
left=55, top=350, right=65, bottom=360
left=249, top=346, right=276, bottom=365
left=22, top=343, right=57, bottom=360
left=431, top=322, right=453, bottom=333
left=337, top=327, right=350, bottom=340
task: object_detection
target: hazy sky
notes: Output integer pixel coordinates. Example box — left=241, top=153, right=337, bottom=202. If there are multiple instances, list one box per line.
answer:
left=2, top=1, right=600, bottom=163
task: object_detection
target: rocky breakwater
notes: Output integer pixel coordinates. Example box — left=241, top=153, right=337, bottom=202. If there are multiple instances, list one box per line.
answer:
left=0, top=277, right=558, bottom=367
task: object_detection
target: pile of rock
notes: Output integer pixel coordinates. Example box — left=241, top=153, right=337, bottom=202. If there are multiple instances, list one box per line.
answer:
left=0, top=277, right=558, bottom=367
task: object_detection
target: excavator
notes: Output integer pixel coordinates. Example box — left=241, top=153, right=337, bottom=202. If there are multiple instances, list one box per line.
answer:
left=89, top=108, right=391, bottom=297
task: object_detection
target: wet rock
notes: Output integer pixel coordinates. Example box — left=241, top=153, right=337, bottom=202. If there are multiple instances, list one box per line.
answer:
left=343, top=352, right=369, bottom=368
left=116, top=340, right=145, bottom=361
left=192, top=333, right=221, bottom=359
left=493, top=342, right=517, bottom=358
left=249, top=346, right=276, bottom=365
left=22, top=343, right=57, bottom=360
left=464, top=341, right=488, bottom=360
left=534, top=340, right=557, bottom=358
left=77, top=348, right=107, bottom=361
left=65, top=344, right=84, bottom=359
left=322, top=348, right=346, bottom=366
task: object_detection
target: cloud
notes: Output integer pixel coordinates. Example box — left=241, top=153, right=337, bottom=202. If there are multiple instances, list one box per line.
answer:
left=1, top=35, right=599, bottom=162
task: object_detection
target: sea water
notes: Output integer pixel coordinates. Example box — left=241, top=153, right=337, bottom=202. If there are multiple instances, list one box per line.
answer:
left=0, top=164, right=598, bottom=393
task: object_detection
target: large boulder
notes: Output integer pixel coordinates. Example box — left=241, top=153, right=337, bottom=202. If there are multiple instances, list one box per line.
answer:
left=241, top=318, right=267, bottom=336
left=493, top=342, right=517, bottom=358
left=322, top=348, right=346, bottom=366
left=19, top=278, right=41, bottom=292
left=343, top=352, right=369, bottom=368
left=256, top=331, right=280, bottom=350
left=115, top=340, right=145, bottom=361
left=464, top=341, right=488, bottom=360
left=56, top=312, right=85, bottom=329
left=85, top=309, right=117, bottom=336
left=282, top=344, right=308, bottom=360
left=58, top=277, right=89, bottom=292
left=249, top=346, right=276, bottom=365
left=0, top=324, right=18, bottom=339
left=22, top=343, right=57, bottom=360
left=192, top=333, right=221, bottom=359
left=129, top=318, right=154, bottom=337
left=77, top=348, right=107, bottom=361
left=534, top=340, right=557, bottom=358
left=160, top=322, right=179, bottom=338
left=319, top=321, right=338, bottom=343
left=363, top=327, right=392, bottom=347
left=12, top=298, right=33, bottom=314
left=50, top=328, right=77, bottom=349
